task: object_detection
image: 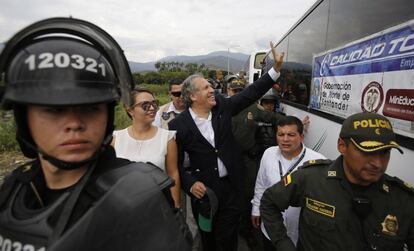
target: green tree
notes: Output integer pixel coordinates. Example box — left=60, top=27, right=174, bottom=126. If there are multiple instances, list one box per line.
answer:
left=143, top=71, right=164, bottom=85
left=207, top=70, right=217, bottom=79
left=184, top=63, right=199, bottom=74
left=154, top=62, right=161, bottom=71
left=0, top=112, right=19, bottom=152
left=133, top=73, right=145, bottom=86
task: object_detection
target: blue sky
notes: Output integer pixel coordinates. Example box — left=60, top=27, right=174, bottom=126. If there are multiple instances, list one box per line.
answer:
left=0, top=0, right=317, bottom=62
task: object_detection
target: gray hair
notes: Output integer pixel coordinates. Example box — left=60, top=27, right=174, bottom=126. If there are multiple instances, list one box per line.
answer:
left=181, top=73, right=204, bottom=107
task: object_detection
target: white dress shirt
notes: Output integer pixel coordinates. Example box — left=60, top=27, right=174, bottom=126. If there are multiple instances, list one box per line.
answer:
left=251, top=144, right=326, bottom=244
left=267, top=67, right=280, bottom=82
left=189, top=108, right=228, bottom=177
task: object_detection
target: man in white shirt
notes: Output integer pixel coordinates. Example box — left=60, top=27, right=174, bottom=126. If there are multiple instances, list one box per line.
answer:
left=169, top=43, right=284, bottom=251
left=153, top=77, right=185, bottom=129
left=251, top=116, right=326, bottom=251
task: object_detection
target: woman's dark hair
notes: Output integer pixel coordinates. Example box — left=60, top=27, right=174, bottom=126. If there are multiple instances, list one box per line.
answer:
left=126, top=87, right=156, bottom=119
left=130, top=87, right=155, bottom=107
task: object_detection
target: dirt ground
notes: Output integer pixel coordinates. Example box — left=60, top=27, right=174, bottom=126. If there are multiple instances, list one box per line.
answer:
left=0, top=151, right=27, bottom=184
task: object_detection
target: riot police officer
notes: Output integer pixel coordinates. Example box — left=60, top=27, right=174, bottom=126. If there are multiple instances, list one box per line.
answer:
left=261, top=112, right=414, bottom=250
left=260, top=94, right=280, bottom=113
left=0, top=17, right=191, bottom=251
left=255, top=94, right=281, bottom=156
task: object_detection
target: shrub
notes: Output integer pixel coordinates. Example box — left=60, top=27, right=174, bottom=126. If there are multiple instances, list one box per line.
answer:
left=139, top=83, right=170, bottom=105
left=0, top=115, right=19, bottom=152
left=114, top=103, right=131, bottom=130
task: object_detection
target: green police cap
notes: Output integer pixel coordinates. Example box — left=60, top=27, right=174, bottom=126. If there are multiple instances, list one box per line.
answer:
left=340, top=112, right=403, bottom=154
left=228, top=79, right=245, bottom=90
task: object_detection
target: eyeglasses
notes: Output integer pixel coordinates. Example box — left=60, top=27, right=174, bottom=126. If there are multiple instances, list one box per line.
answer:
left=131, top=100, right=159, bottom=112
left=171, top=91, right=181, bottom=97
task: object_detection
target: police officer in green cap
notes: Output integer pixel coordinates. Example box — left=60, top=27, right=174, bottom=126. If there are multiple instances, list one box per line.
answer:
left=260, top=112, right=414, bottom=251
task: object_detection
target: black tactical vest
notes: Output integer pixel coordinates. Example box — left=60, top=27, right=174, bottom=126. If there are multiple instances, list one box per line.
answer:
left=0, top=162, right=192, bottom=251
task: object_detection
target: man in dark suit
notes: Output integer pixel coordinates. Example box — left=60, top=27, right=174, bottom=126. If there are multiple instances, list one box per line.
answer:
left=169, top=43, right=284, bottom=251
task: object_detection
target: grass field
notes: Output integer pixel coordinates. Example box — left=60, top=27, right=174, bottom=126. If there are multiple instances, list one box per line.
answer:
left=0, top=151, right=27, bottom=184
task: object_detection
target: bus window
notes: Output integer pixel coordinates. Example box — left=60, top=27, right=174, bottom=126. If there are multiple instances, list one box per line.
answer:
left=244, top=51, right=266, bottom=84
left=287, top=0, right=328, bottom=65
left=254, top=53, right=266, bottom=69
left=327, top=0, right=414, bottom=49
left=280, top=0, right=329, bottom=106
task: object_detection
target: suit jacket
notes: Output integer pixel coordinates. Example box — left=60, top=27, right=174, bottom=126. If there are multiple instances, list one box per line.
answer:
left=169, top=73, right=275, bottom=196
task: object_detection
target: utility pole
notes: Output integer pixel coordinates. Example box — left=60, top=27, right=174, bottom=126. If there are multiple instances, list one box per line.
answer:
left=227, top=47, right=230, bottom=76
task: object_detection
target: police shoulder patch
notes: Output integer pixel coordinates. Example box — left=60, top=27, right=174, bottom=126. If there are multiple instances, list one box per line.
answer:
left=283, top=174, right=292, bottom=186
left=386, top=175, right=414, bottom=195
left=300, top=159, right=332, bottom=169
left=161, top=112, right=170, bottom=121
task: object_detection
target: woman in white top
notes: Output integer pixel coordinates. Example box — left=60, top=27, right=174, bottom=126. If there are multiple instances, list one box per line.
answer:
left=112, top=88, right=181, bottom=208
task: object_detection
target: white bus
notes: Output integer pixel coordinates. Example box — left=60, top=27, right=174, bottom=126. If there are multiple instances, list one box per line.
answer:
left=262, top=0, right=414, bottom=184
left=243, top=51, right=266, bottom=84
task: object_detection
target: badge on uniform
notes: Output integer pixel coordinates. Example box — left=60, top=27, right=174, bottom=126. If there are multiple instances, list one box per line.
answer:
left=381, top=214, right=398, bottom=236
left=162, top=112, right=170, bottom=120
left=404, top=182, right=413, bottom=189
left=247, top=112, right=253, bottom=120
left=382, top=184, right=389, bottom=193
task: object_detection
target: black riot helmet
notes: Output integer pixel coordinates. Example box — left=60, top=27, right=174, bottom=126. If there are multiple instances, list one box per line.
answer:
left=0, top=17, right=133, bottom=169
left=4, top=38, right=118, bottom=105
left=260, top=94, right=278, bottom=104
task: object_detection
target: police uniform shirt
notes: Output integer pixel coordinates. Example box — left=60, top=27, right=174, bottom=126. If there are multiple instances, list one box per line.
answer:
left=252, top=144, right=326, bottom=243
left=260, top=156, right=414, bottom=251
left=153, top=102, right=181, bottom=128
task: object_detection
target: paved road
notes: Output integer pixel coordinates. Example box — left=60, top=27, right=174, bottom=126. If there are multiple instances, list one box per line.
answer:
left=191, top=233, right=250, bottom=251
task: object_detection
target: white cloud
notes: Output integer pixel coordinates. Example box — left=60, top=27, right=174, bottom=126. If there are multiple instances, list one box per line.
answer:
left=0, top=0, right=317, bottom=62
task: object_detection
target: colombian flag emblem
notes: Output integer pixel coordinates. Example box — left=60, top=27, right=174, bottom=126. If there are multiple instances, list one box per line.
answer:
left=284, top=174, right=292, bottom=186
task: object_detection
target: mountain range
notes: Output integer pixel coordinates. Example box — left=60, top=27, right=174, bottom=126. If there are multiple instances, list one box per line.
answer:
left=129, top=51, right=249, bottom=73
left=0, top=42, right=249, bottom=73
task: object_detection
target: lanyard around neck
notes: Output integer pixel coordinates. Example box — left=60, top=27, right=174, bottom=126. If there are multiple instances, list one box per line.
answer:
left=278, top=148, right=307, bottom=180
